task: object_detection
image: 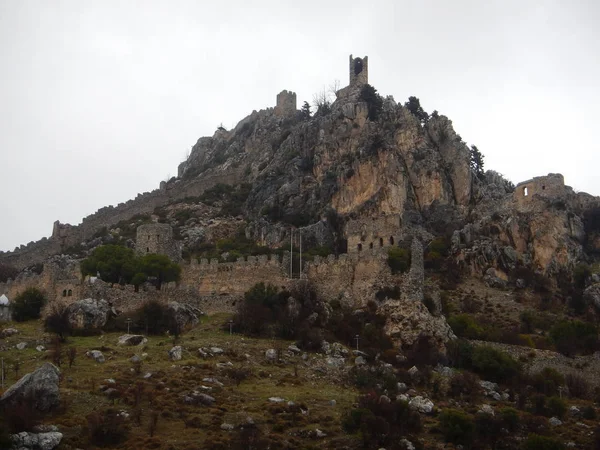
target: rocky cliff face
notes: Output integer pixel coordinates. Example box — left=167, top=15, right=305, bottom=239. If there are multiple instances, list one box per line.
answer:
left=175, top=89, right=475, bottom=250
left=4, top=76, right=600, bottom=291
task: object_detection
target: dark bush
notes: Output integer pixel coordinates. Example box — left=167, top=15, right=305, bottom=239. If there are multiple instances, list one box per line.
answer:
left=449, top=371, right=481, bottom=401
left=500, top=407, right=520, bottom=432
left=531, top=368, right=564, bottom=396
left=471, top=346, right=521, bottom=383
left=474, top=411, right=502, bottom=447
left=0, top=263, right=19, bottom=283
left=375, top=286, right=401, bottom=301
left=387, top=247, right=411, bottom=274
left=546, top=397, right=567, bottom=419
left=404, top=96, right=429, bottom=123
left=521, top=434, right=565, bottom=450
left=44, top=302, right=71, bottom=341
left=565, top=373, right=590, bottom=399
left=108, top=300, right=180, bottom=336
left=447, top=339, right=475, bottom=369
left=359, top=84, right=383, bottom=121
left=581, top=405, right=597, bottom=420
left=438, top=409, right=474, bottom=446
left=549, top=320, right=599, bottom=356
left=11, top=287, right=46, bottom=321
left=80, top=245, right=138, bottom=285
left=86, top=409, right=130, bottom=447
left=448, top=314, right=483, bottom=339
left=343, top=391, right=421, bottom=447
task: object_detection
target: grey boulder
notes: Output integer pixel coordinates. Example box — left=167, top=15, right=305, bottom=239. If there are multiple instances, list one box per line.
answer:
left=169, top=345, right=182, bottom=361
left=118, top=334, right=148, bottom=346
left=168, top=301, right=204, bottom=331
left=0, top=363, right=60, bottom=412
left=66, top=298, right=113, bottom=330
left=11, top=431, right=63, bottom=450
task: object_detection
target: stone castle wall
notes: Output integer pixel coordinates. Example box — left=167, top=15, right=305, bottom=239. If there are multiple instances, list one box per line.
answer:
left=0, top=166, right=247, bottom=270
left=0, top=240, right=424, bottom=316
left=183, top=254, right=288, bottom=297
left=513, top=173, right=565, bottom=210
left=345, top=215, right=405, bottom=254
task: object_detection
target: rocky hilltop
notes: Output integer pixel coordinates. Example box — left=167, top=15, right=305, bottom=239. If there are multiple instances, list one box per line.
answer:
left=2, top=53, right=600, bottom=291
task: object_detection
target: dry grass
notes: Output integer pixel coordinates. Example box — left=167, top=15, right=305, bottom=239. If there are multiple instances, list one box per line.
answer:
left=1, top=313, right=358, bottom=449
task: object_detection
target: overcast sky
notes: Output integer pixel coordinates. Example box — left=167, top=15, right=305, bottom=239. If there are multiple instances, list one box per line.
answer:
left=1, top=0, right=599, bottom=252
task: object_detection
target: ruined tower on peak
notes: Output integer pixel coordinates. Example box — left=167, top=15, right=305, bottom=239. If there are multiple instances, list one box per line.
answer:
left=337, top=54, right=369, bottom=100
left=349, top=54, right=368, bottom=86
left=274, top=90, right=297, bottom=117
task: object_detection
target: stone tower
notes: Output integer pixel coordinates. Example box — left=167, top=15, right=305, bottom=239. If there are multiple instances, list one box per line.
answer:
left=135, top=223, right=181, bottom=261
left=349, top=55, right=368, bottom=86
left=274, top=90, right=297, bottom=117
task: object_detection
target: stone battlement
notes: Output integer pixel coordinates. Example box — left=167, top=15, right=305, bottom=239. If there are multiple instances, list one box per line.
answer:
left=514, top=173, right=566, bottom=209
left=274, top=90, right=297, bottom=117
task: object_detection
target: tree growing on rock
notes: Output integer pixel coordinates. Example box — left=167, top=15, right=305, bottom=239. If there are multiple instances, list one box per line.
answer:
left=360, top=84, right=383, bottom=121
left=404, top=96, right=429, bottom=122
left=301, top=101, right=311, bottom=119
left=469, top=145, right=485, bottom=180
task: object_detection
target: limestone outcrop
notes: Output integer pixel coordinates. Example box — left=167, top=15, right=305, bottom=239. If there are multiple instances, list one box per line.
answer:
left=379, top=297, right=455, bottom=352
left=0, top=363, right=60, bottom=412
left=10, top=430, right=63, bottom=450
left=167, top=301, right=204, bottom=331
left=66, top=298, right=113, bottom=330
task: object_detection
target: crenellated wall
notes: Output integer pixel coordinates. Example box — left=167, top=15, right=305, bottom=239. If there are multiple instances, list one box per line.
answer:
left=0, top=238, right=425, bottom=316
left=183, top=254, right=288, bottom=296
left=0, top=166, right=247, bottom=270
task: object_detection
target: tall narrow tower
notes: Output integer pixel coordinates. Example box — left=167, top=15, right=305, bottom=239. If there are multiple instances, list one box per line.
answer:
left=349, top=54, right=368, bottom=86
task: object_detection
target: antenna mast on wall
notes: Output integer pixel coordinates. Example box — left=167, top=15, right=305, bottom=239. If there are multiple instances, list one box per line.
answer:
left=299, top=230, right=302, bottom=278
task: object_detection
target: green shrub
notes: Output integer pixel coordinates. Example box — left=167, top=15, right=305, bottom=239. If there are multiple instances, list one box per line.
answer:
left=565, top=373, right=590, bottom=399
left=343, top=392, right=421, bottom=448
left=0, top=263, right=19, bottom=283
left=447, top=339, right=475, bottom=369
left=359, top=84, right=383, bottom=121
left=87, top=409, right=130, bottom=447
left=387, top=247, right=411, bottom=274
left=531, top=368, right=564, bottom=396
left=521, top=434, right=565, bottom=450
left=80, top=245, right=138, bottom=285
left=11, top=287, right=46, bottom=321
left=471, top=346, right=521, bottom=383
left=546, top=396, right=567, bottom=419
left=448, top=314, right=483, bottom=339
left=438, top=409, right=474, bottom=446
left=500, top=407, right=520, bottom=432
left=581, top=405, right=597, bottom=420
left=549, top=320, right=599, bottom=356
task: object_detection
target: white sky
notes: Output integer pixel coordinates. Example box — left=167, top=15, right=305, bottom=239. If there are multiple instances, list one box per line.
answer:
left=1, top=0, right=599, bottom=251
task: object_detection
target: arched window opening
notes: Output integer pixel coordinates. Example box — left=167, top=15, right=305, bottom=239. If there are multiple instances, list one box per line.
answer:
left=379, top=237, right=384, bottom=247
left=523, top=186, right=528, bottom=197
left=67, top=289, right=72, bottom=297
left=62, top=289, right=67, bottom=297
left=357, top=243, right=362, bottom=252
left=389, top=236, right=395, bottom=245
left=146, top=247, right=150, bottom=253
left=369, top=242, right=373, bottom=249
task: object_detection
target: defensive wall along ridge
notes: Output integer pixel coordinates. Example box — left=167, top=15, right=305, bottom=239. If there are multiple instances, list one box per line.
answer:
left=0, top=166, right=247, bottom=270
left=0, top=242, right=424, bottom=316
